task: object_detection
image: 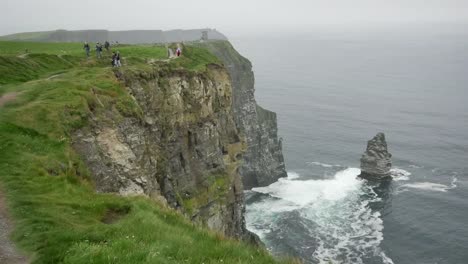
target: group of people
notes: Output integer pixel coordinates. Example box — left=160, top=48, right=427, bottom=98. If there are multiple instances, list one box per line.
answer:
left=84, top=41, right=184, bottom=67
left=83, top=41, right=121, bottom=67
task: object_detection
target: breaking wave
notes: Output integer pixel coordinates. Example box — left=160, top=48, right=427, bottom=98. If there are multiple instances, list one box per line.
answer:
left=246, top=169, right=392, bottom=264
left=287, top=171, right=300, bottom=180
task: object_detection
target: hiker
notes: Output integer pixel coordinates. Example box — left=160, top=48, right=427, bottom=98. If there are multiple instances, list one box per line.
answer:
left=111, top=51, right=117, bottom=67
left=96, top=42, right=103, bottom=58
left=83, top=42, right=90, bottom=57
left=115, top=51, right=121, bottom=67
left=176, top=47, right=181, bottom=57
left=104, top=41, right=110, bottom=52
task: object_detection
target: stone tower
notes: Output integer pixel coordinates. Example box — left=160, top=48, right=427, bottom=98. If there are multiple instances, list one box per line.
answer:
left=201, top=31, right=208, bottom=41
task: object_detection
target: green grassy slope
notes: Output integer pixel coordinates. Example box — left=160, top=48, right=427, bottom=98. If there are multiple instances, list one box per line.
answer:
left=0, top=41, right=296, bottom=264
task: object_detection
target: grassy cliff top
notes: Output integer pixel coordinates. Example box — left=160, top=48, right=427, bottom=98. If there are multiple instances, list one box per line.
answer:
left=0, top=41, right=296, bottom=264
left=0, top=40, right=221, bottom=85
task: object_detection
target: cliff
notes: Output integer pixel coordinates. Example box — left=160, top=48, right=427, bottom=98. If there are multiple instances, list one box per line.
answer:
left=70, top=41, right=287, bottom=241
left=0, top=30, right=288, bottom=188
left=204, top=41, right=288, bottom=189
left=358, top=133, right=392, bottom=180
left=72, top=62, right=255, bottom=241
left=0, top=41, right=291, bottom=263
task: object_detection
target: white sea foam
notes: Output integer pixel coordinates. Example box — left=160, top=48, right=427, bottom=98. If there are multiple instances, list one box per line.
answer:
left=247, top=168, right=393, bottom=264
left=307, top=161, right=341, bottom=168
left=252, top=168, right=362, bottom=207
left=381, top=251, right=395, bottom=264
left=390, top=168, right=411, bottom=181
left=451, top=177, right=458, bottom=188
left=400, top=182, right=450, bottom=192
left=287, top=171, right=300, bottom=179
left=399, top=178, right=458, bottom=193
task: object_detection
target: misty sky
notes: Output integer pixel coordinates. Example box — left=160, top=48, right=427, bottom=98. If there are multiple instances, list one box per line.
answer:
left=1, top=0, right=467, bottom=36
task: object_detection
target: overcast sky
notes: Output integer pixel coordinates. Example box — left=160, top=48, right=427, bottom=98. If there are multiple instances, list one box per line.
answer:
left=1, top=0, right=467, bottom=36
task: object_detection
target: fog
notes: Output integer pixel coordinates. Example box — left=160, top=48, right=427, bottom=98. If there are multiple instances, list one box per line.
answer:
left=1, top=0, right=468, bottom=36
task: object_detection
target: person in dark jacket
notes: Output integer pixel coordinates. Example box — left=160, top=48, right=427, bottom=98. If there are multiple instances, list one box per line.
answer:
left=111, top=51, right=117, bottom=67
left=115, top=51, right=121, bottom=67
left=104, top=41, right=110, bottom=52
left=83, top=42, right=90, bottom=57
left=96, top=42, right=103, bottom=58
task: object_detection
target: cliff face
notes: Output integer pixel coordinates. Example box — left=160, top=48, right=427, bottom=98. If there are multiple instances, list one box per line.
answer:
left=72, top=64, right=251, bottom=240
left=71, top=41, right=286, bottom=241
left=204, top=41, right=287, bottom=189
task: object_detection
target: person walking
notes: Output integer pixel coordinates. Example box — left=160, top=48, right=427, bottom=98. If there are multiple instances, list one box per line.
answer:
left=96, top=42, right=102, bottom=59
left=83, top=42, right=90, bottom=58
left=115, top=51, right=121, bottom=67
left=104, top=41, right=110, bottom=52
left=176, top=47, right=181, bottom=57
left=111, top=51, right=117, bottom=67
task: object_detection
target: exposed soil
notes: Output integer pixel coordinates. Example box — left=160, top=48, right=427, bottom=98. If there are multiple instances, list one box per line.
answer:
left=0, top=188, right=28, bottom=264
left=0, top=92, right=19, bottom=107
left=101, top=206, right=130, bottom=224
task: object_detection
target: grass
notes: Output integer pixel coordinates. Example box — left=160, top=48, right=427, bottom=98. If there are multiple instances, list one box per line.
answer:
left=0, top=54, right=79, bottom=85
left=0, top=41, right=84, bottom=56
left=182, top=173, right=230, bottom=216
left=168, top=44, right=221, bottom=71
left=0, top=41, right=296, bottom=264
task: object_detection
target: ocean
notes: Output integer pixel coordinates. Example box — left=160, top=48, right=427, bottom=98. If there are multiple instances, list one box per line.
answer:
left=230, top=24, right=468, bottom=264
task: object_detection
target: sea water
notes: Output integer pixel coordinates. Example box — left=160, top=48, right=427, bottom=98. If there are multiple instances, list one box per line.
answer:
left=231, top=23, right=468, bottom=264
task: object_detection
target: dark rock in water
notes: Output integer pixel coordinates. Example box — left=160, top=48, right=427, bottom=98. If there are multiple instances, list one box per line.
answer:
left=358, top=133, right=392, bottom=180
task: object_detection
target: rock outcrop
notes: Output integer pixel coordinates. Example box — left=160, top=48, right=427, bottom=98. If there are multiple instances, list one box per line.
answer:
left=204, top=41, right=287, bottom=189
left=358, top=133, right=392, bottom=180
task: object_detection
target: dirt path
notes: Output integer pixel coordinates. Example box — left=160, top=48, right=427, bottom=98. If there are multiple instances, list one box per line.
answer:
left=0, top=92, right=19, bottom=108
left=168, top=48, right=175, bottom=58
left=0, top=189, right=28, bottom=264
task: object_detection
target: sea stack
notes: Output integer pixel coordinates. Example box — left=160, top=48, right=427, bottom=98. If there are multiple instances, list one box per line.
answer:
left=358, top=133, right=392, bottom=180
